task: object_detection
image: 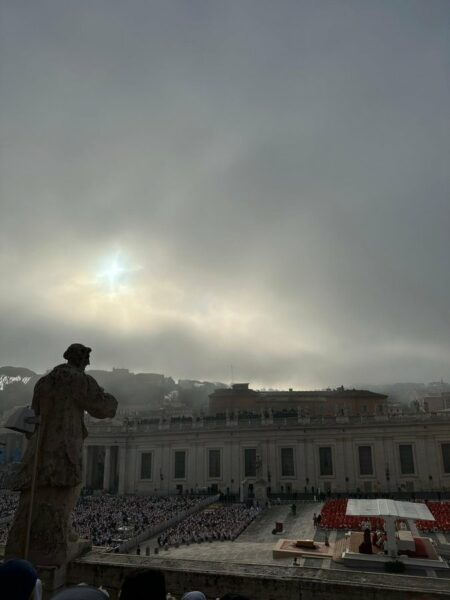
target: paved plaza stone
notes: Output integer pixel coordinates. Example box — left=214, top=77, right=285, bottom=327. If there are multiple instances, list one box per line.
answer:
left=134, top=502, right=323, bottom=566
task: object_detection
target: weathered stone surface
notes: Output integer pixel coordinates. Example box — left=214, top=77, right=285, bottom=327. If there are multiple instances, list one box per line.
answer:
left=1, top=544, right=449, bottom=599
left=5, top=344, right=117, bottom=566
left=65, top=551, right=450, bottom=600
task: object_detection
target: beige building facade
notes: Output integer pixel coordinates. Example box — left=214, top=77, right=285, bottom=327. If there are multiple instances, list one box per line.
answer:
left=83, top=413, right=450, bottom=497
left=208, top=383, right=388, bottom=416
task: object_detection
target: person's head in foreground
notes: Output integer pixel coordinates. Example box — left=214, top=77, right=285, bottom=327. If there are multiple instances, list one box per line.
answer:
left=0, top=559, right=42, bottom=600
left=182, top=592, right=206, bottom=600
left=50, top=585, right=109, bottom=599
left=119, top=568, right=166, bottom=600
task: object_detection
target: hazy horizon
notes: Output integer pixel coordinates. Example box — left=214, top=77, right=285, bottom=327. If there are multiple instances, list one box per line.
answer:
left=1, top=2, right=449, bottom=389
left=1, top=361, right=448, bottom=395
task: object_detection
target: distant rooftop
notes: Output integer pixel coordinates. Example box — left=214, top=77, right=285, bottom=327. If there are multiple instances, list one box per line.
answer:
left=211, top=383, right=387, bottom=400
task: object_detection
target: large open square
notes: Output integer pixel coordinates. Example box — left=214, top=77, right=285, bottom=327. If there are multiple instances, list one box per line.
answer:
left=126, top=501, right=450, bottom=580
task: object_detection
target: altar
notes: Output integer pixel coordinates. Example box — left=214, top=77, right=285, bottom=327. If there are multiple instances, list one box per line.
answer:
left=397, top=530, right=415, bottom=553
left=336, top=499, right=448, bottom=570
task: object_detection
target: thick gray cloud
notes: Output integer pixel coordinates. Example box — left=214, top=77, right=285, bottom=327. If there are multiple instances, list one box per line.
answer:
left=1, top=1, right=449, bottom=387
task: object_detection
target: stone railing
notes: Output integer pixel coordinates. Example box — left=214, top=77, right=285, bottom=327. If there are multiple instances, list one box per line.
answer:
left=64, top=552, right=450, bottom=600
left=87, top=411, right=450, bottom=435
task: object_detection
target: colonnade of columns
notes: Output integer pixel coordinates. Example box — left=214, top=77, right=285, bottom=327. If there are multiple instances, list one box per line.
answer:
left=83, top=420, right=450, bottom=496
left=83, top=445, right=125, bottom=493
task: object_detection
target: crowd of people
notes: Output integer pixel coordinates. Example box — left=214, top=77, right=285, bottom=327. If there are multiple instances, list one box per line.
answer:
left=0, top=495, right=260, bottom=598
left=158, top=504, right=261, bottom=547
left=0, top=491, right=19, bottom=519
left=72, top=494, right=205, bottom=547
left=0, top=493, right=205, bottom=547
left=0, top=492, right=19, bottom=544
left=0, top=493, right=263, bottom=550
left=0, top=494, right=266, bottom=548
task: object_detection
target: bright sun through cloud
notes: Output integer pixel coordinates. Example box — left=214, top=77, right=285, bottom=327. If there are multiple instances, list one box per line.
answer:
left=96, top=254, right=140, bottom=295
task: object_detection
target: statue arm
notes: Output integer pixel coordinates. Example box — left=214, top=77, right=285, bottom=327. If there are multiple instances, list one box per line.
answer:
left=82, top=374, right=118, bottom=419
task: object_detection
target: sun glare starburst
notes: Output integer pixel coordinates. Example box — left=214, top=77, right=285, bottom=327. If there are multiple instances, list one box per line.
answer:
left=96, top=253, right=140, bottom=295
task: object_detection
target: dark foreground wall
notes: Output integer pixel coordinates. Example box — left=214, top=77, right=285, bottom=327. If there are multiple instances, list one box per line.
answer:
left=61, top=552, right=450, bottom=600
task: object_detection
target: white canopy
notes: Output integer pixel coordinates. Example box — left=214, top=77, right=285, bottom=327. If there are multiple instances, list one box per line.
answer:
left=346, top=499, right=435, bottom=521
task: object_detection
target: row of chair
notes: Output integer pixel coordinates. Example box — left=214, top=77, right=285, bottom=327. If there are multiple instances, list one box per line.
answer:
left=319, top=499, right=450, bottom=532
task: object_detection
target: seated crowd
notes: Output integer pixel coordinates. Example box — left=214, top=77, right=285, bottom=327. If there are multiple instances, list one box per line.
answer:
left=0, top=491, right=19, bottom=518
left=1, top=498, right=259, bottom=598
left=0, top=493, right=204, bottom=548
left=72, top=494, right=204, bottom=547
left=0, top=493, right=260, bottom=550
left=0, top=492, right=19, bottom=544
left=158, top=504, right=261, bottom=547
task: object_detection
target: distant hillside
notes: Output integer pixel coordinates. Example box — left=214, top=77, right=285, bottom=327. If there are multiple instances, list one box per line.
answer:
left=6, top=363, right=443, bottom=412
left=86, top=368, right=176, bottom=410
left=0, top=366, right=36, bottom=378
left=0, top=365, right=225, bottom=415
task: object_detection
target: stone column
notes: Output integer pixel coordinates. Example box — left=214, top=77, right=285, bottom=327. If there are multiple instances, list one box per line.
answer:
left=240, top=479, right=246, bottom=503
left=117, top=446, right=126, bottom=495
left=103, top=445, right=111, bottom=491
left=85, top=446, right=94, bottom=489
left=407, top=518, right=420, bottom=537
left=82, top=445, right=88, bottom=487
left=385, top=516, right=398, bottom=557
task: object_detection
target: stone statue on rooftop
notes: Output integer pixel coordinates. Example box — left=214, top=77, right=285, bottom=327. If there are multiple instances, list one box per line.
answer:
left=5, top=343, right=118, bottom=566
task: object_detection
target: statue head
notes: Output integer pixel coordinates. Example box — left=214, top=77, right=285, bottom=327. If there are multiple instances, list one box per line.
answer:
left=63, top=343, right=92, bottom=371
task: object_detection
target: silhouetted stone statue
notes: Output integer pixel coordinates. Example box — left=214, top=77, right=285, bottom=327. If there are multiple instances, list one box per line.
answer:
left=6, top=344, right=118, bottom=566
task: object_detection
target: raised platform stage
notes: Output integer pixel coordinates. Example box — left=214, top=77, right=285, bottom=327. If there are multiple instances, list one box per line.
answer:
left=337, top=531, right=449, bottom=570
left=273, top=538, right=334, bottom=559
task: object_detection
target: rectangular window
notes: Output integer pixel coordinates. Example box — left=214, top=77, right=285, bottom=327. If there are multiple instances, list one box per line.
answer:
left=358, top=446, right=373, bottom=476
left=209, top=449, right=221, bottom=478
left=140, top=452, right=152, bottom=479
left=442, top=444, right=450, bottom=474
left=399, top=444, right=415, bottom=475
left=244, top=448, right=256, bottom=477
left=281, top=448, right=295, bottom=477
left=319, top=447, right=333, bottom=476
left=174, top=450, right=186, bottom=479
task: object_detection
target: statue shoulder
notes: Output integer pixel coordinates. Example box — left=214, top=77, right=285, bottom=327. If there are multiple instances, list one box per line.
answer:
left=85, top=372, right=102, bottom=388
left=34, top=364, right=87, bottom=391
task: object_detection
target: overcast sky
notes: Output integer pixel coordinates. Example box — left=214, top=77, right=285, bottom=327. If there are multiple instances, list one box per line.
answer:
left=0, top=1, right=449, bottom=388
